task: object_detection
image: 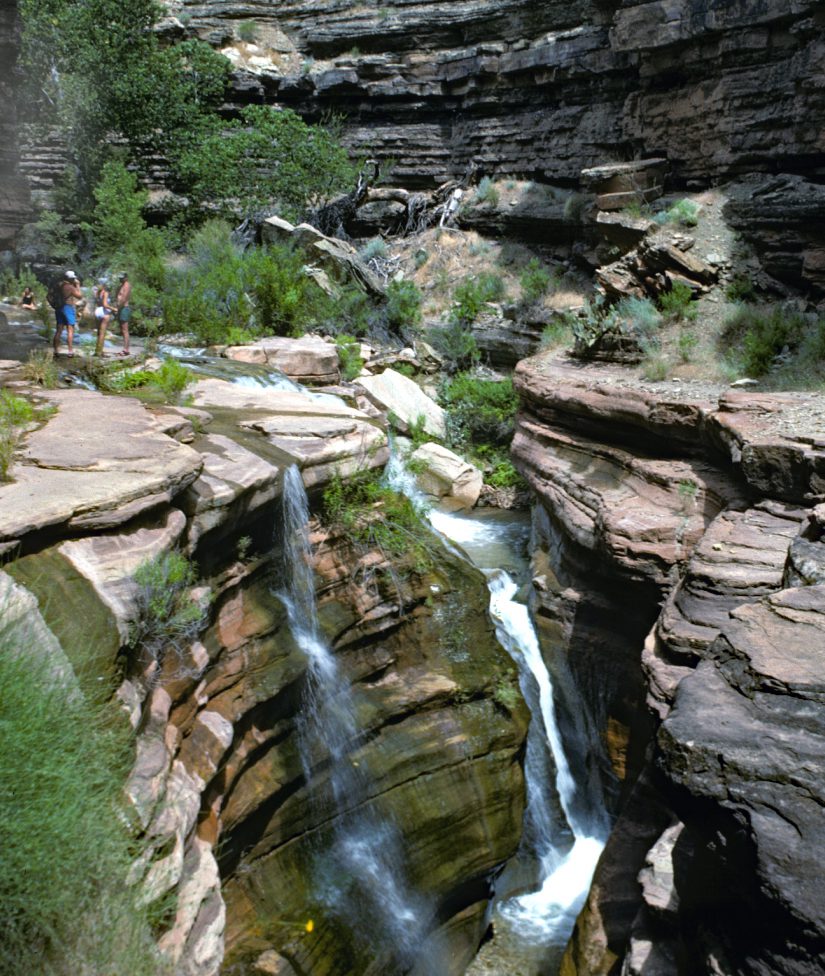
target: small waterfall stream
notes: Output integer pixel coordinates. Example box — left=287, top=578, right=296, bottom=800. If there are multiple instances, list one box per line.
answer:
left=390, top=460, right=609, bottom=972
left=278, top=465, right=440, bottom=975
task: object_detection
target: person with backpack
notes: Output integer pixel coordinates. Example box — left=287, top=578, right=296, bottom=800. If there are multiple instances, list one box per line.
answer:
left=50, top=270, right=82, bottom=357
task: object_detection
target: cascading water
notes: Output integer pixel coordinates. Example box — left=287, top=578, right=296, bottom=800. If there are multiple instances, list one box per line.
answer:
left=388, top=458, right=609, bottom=971
left=278, top=465, right=441, bottom=975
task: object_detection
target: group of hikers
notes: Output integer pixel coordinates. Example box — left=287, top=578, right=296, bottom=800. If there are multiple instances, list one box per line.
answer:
left=49, top=269, right=131, bottom=358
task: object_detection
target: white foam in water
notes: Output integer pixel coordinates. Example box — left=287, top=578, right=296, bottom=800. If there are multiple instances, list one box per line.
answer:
left=387, top=461, right=607, bottom=955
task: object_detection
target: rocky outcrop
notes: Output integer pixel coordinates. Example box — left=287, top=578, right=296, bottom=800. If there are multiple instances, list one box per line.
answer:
left=0, top=0, right=30, bottom=247
left=0, top=369, right=528, bottom=976
left=512, top=352, right=825, bottom=975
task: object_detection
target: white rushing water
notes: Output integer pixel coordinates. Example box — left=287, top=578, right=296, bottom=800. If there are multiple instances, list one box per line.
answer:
left=278, top=465, right=440, bottom=975
left=390, top=461, right=608, bottom=958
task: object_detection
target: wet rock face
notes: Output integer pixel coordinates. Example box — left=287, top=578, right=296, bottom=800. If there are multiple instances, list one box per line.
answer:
left=0, top=0, right=30, bottom=247
left=512, top=355, right=825, bottom=976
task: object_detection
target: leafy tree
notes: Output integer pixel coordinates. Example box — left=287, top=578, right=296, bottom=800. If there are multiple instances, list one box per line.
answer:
left=177, top=106, right=357, bottom=220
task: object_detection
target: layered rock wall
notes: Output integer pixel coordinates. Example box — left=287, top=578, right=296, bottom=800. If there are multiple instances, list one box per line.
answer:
left=177, top=0, right=824, bottom=188
left=512, top=354, right=825, bottom=975
left=0, top=0, right=30, bottom=248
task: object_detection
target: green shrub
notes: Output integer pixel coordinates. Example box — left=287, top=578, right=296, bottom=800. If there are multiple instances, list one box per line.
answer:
left=678, top=329, right=699, bottom=362
left=385, top=279, right=422, bottom=333
left=360, top=237, right=388, bottom=261
left=725, top=274, right=756, bottom=303
left=655, top=198, right=700, bottom=228
left=335, top=335, right=364, bottom=381
left=563, top=192, right=590, bottom=222
left=0, top=265, right=40, bottom=303
left=540, top=318, right=572, bottom=350
left=0, top=617, right=162, bottom=976
left=486, top=459, right=525, bottom=489
left=237, top=19, right=257, bottom=42
left=611, top=295, right=662, bottom=337
left=641, top=352, right=669, bottom=381
left=451, top=273, right=506, bottom=324
left=658, top=281, right=698, bottom=321
left=428, top=319, right=480, bottom=374
left=475, top=176, right=499, bottom=206
left=130, top=551, right=205, bottom=671
left=520, top=258, right=552, bottom=305
left=721, top=305, right=814, bottom=377
left=0, top=391, right=36, bottom=482
left=322, top=467, right=436, bottom=571
left=440, top=372, right=518, bottom=450
left=149, top=359, right=194, bottom=403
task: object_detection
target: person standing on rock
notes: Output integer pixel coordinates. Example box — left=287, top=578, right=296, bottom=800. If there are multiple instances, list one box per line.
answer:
left=115, top=272, right=131, bottom=356
left=94, top=277, right=115, bottom=356
left=53, top=270, right=82, bottom=357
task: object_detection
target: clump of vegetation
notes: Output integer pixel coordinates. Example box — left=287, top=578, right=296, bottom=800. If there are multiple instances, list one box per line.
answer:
left=474, top=177, right=499, bottom=207
left=21, top=349, right=59, bottom=389
left=0, top=265, right=40, bottom=303
left=361, top=238, right=388, bottom=261
left=130, top=551, right=206, bottom=675
left=237, top=19, right=258, bottom=42
left=438, top=372, right=525, bottom=489
left=658, top=281, right=698, bottom=321
left=149, top=359, right=194, bottom=403
left=322, top=468, right=437, bottom=572
left=0, top=617, right=164, bottom=976
left=678, top=328, right=699, bottom=363
left=563, top=192, right=590, bottom=222
left=428, top=319, right=480, bottom=374
left=335, top=335, right=365, bottom=381
left=721, top=304, right=825, bottom=380
left=655, top=198, right=700, bottom=228
left=568, top=295, right=662, bottom=360
left=0, top=391, right=52, bottom=482
left=519, top=259, right=552, bottom=305
left=725, top=274, right=757, bottom=304
left=385, top=279, right=423, bottom=334
left=540, top=317, right=573, bottom=351
left=451, top=273, right=507, bottom=324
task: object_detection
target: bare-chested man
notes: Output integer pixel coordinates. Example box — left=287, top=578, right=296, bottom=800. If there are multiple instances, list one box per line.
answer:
left=115, top=272, right=131, bottom=356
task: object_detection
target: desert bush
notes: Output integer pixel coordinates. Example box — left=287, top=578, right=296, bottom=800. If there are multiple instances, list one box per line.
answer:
left=655, top=198, right=699, bottom=228
left=725, top=274, right=756, bottom=303
left=678, top=329, right=699, bottom=363
left=428, top=319, right=480, bottom=373
left=721, top=305, right=815, bottom=377
left=658, top=281, right=698, bottom=321
left=0, top=391, right=37, bottom=481
left=540, top=318, right=572, bottom=350
left=335, top=335, right=364, bottom=381
left=149, top=359, right=194, bottom=403
left=385, top=279, right=423, bottom=334
left=237, top=19, right=258, bottom=42
left=520, top=259, right=552, bottom=305
left=360, top=237, right=388, bottom=261
left=475, top=176, right=499, bottom=206
left=451, top=273, right=506, bottom=324
left=439, top=372, right=518, bottom=451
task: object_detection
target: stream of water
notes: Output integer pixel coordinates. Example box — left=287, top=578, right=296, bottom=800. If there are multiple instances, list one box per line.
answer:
left=389, top=458, right=609, bottom=974
left=279, top=465, right=442, bottom=975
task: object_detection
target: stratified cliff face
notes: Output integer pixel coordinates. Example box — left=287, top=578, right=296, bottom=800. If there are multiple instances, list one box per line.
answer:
left=0, top=0, right=30, bottom=248
left=177, top=0, right=825, bottom=188
left=512, top=354, right=825, bottom=976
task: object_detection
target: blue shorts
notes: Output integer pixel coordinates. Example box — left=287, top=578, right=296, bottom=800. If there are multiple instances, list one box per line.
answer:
left=56, top=304, right=77, bottom=327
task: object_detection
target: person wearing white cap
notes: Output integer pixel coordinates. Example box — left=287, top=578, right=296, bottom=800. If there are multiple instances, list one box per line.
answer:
left=53, top=270, right=82, bottom=357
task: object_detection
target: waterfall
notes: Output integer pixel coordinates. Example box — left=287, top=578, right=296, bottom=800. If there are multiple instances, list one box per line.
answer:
left=388, top=459, right=608, bottom=960
left=278, top=465, right=439, bottom=975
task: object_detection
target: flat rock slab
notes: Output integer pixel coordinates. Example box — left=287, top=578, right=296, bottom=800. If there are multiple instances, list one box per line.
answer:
left=0, top=389, right=202, bottom=548
left=190, top=378, right=387, bottom=489
left=223, top=335, right=339, bottom=385
left=356, top=367, right=446, bottom=439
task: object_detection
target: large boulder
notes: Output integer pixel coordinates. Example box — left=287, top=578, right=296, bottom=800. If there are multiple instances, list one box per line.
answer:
left=356, top=368, right=446, bottom=439
left=410, top=443, right=482, bottom=510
